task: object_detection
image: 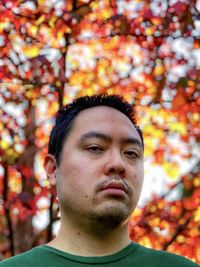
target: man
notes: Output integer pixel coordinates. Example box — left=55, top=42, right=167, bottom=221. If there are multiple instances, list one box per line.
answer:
left=1, top=94, right=199, bottom=266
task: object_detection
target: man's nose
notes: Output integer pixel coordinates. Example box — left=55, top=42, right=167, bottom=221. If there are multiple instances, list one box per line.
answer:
left=104, top=149, right=126, bottom=176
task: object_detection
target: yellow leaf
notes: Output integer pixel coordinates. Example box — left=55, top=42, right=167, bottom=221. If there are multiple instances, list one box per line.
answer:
left=85, top=88, right=94, bottom=96
left=0, top=22, right=9, bottom=32
left=191, top=113, right=199, bottom=122
left=1, top=140, right=9, bottom=149
left=49, top=16, right=56, bottom=28
left=194, top=207, right=200, bottom=222
left=131, top=207, right=142, bottom=218
left=177, top=235, right=185, bottom=243
left=91, top=1, right=99, bottom=9
left=154, top=64, right=165, bottom=76
left=56, top=81, right=62, bottom=87
left=140, top=237, right=152, bottom=248
left=194, top=177, right=200, bottom=187
left=151, top=18, right=162, bottom=26
left=144, top=125, right=164, bottom=138
left=50, top=102, right=59, bottom=114
left=36, top=15, right=46, bottom=25
left=163, top=162, right=180, bottom=179
left=65, top=25, right=72, bottom=34
left=57, top=31, right=63, bottom=40
left=101, top=9, right=112, bottom=19
left=149, top=217, right=160, bottom=227
left=70, top=73, right=85, bottom=85
left=29, top=25, right=38, bottom=36
left=145, top=27, right=155, bottom=35
left=107, top=88, right=114, bottom=94
left=169, top=122, right=186, bottom=135
left=23, top=46, right=40, bottom=58
left=9, top=175, right=22, bottom=193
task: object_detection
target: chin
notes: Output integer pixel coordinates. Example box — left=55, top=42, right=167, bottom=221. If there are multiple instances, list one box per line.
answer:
left=87, top=202, right=132, bottom=233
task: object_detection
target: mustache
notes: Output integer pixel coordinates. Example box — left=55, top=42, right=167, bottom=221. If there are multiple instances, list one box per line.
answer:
left=96, top=175, right=132, bottom=194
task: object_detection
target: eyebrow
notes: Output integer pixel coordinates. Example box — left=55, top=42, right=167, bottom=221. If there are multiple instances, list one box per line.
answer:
left=79, top=131, right=111, bottom=143
left=79, top=131, right=143, bottom=149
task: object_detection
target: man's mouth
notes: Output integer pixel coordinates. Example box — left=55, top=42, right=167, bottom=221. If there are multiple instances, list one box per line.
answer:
left=100, top=181, right=128, bottom=197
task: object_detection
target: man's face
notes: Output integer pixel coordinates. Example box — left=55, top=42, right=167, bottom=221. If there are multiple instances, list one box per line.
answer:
left=53, top=106, right=144, bottom=230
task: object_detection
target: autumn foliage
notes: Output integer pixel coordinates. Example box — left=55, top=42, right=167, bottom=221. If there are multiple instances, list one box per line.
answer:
left=0, top=0, right=199, bottom=263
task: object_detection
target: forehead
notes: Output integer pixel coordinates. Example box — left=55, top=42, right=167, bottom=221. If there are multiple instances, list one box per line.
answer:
left=68, top=106, right=141, bottom=141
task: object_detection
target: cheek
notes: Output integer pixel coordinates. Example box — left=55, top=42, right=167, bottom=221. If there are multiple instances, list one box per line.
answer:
left=129, top=164, right=144, bottom=189
left=60, top=158, right=94, bottom=191
left=137, top=164, right=144, bottom=186
left=138, top=163, right=144, bottom=181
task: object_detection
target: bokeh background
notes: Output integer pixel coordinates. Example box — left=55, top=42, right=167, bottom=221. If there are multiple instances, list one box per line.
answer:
left=0, top=0, right=200, bottom=263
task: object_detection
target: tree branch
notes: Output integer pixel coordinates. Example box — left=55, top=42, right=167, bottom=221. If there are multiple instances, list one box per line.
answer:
left=2, top=164, right=15, bottom=256
left=162, top=216, right=191, bottom=250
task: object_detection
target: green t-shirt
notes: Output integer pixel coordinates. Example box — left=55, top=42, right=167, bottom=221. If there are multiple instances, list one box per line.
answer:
left=0, top=242, right=199, bottom=267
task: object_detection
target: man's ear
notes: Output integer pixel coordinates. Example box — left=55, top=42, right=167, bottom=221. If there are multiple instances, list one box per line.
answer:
left=44, top=154, right=57, bottom=186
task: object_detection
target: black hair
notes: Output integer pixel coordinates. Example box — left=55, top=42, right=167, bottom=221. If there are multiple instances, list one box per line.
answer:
left=48, top=94, right=143, bottom=164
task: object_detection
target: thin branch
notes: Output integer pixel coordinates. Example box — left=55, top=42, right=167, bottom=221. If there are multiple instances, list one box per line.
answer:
left=72, top=0, right=77, bottom=11
left=162, top=216, right=191, bottom=250
left=33, top=216, right=60, bottom=247
left=2, top=164, right=15, bottom=256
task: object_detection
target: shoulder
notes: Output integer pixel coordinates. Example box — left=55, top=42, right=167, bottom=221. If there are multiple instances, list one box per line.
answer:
left=0, top=246, right=46, bottom=267
left=134, top=244, right=199, bottom=267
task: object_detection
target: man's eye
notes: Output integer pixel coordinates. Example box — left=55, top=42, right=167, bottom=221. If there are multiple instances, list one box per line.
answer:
left=87, top=145, right=103, bottom=152
left=125, top=150, right=139, bottom=158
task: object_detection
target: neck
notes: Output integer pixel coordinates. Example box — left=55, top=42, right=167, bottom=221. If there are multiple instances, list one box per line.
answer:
left=48, top=216, right=131, bottom=256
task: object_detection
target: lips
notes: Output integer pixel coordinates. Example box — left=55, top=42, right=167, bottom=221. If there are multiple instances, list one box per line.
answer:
left=103, top=181, right=127, bottom=191
left=100, top=181, right=128, bottom=196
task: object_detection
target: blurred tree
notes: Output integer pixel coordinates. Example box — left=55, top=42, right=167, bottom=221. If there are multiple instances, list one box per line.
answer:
left=0, top=0, right=199, bottom=263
